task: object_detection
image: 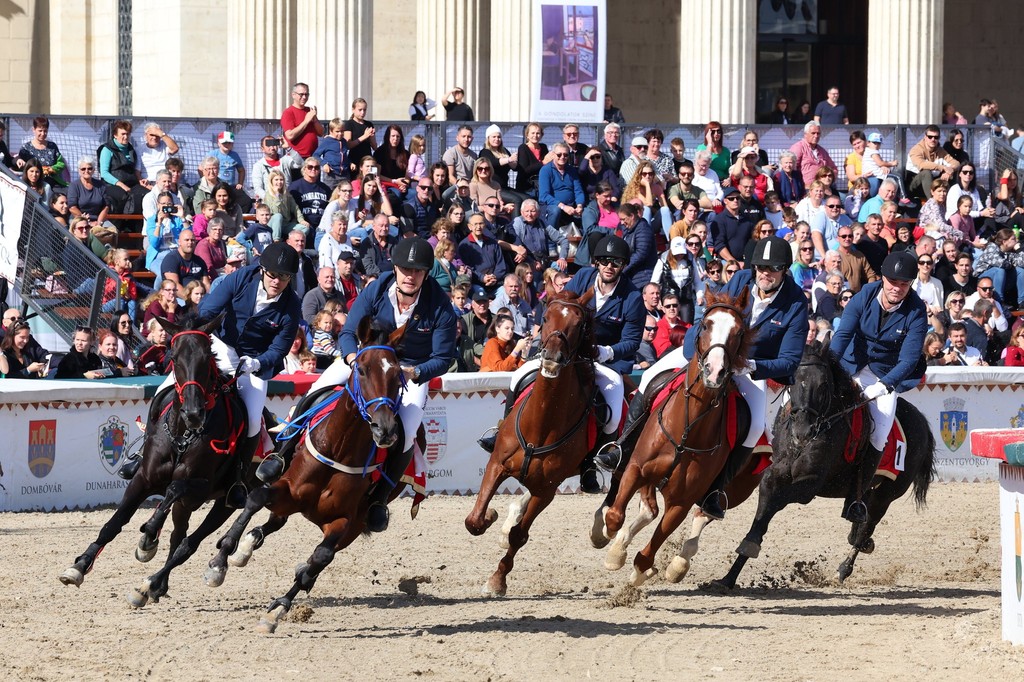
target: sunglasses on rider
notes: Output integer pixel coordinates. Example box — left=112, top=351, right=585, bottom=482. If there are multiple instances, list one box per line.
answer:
left=755, top=265, right=786, bottom=273
left=594, top=258, right=625, bottom=268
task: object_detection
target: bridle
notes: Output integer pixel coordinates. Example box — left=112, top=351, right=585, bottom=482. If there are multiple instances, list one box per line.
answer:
left=782, top=356, right=871, bottom=441
left=346, top=344, right=406, bottom=423
left=538, top=300, right=592, bottom=371
left=693, top=301, right=748, bottom=383
left=164, top=329, right=236, bottom=455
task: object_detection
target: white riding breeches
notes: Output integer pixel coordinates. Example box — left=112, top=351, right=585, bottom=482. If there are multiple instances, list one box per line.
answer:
left=157, top=335, right=267, bottom=437
left=311, top=358, right=428, bottom=452
left=510, top=359, right=624, bottom=435
left=852, top=366, right=898, bottom=451
left=637, top=346, right=767, bottom=448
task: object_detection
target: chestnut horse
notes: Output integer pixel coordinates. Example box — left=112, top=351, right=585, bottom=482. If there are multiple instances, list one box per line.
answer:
left=59, top=314, right=254, bottom=607
left=601, top=289, right=753, bottom=586
left=465, top=289, right=596, bottom=597
left=204, top=318, right=407, bottom=633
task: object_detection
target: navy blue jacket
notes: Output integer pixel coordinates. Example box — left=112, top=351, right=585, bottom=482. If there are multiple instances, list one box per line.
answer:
left=566, top=267, right=646, bottom=374
left=340, top=272, right=457, bottom=382
left=622, top=218, right=657, bottom=289
left=199, top=263, right=301, bottom=379
left=457, top=234, right=507, bottom=285
left=829, top=280, right=928, bottom=393
left=710, top=210, right=754, bottom=262
left=684, top=269, right=808, bottom=384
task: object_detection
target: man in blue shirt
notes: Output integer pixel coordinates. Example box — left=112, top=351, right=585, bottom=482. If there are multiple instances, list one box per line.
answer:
left=710, top=187, right=755, bottom=266
left=829, top=251, right=928, bottom=523
left=538, top=143, right=586, bottom=230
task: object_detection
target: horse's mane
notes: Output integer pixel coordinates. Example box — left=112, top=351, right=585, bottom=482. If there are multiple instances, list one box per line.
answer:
left=803, top=340, right=864, bottom=408
left=361, top=319, right=398, bottom=348
left=702, top=289, right=757, bottom=370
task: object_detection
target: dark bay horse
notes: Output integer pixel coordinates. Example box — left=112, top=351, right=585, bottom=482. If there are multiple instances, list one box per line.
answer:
left=465, top=289, right=596, bottom=597
left=718, top=340, right=935, bottom=588
left=59, top=314, right=254, bottom=607
left=204, top=318, right=407, bottom=633
left=601, top=289, right=753, bottom=586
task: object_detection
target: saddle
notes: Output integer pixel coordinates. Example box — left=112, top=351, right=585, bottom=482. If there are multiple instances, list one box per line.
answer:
left=846, top=406, right=908, bottom=480
left=510, top=369, right=604, bottom=451
left=645, top=369, right=743, bottom=453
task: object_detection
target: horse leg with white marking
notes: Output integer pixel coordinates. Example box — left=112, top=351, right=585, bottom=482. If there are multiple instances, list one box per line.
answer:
left=500, top=491, right=531, bottom=549
left=631, top=485, right=694, bottom=586
left=605, top=487, right=658, bottom=571
left=482, top=487, right=555, bottom=598
left=665, top=510, right=714, bottom=583
left=206, top=484, right=273, bottom=586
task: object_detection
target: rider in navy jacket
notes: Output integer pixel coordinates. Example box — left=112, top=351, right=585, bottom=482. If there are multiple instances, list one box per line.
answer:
left=564, top=265, right=646, bottom=375
left=828, top=251, right=928, bottom=524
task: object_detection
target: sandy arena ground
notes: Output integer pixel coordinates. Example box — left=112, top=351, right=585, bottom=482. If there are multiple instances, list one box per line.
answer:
left=0, top=482, right=1022, bottom=680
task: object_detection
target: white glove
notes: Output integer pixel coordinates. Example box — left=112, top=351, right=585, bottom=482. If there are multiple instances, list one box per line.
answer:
left=595, top=345, right=614, bottom=364
left=238, top=356, right=261, bottom=375
left=863, top=382, right=889, bottom=400
left=738, top=359, right=756, bottom=376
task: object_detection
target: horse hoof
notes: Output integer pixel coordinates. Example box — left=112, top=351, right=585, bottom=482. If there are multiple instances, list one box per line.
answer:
left=135, top=538, right=158, bottom=563
left=665, top=556, right=690, bottom=584
left=604, top=543, right=627, bottom=571
left=203, top=565, right=226, bottom=588
left=630, top=566, right=657, bottom=587
left=498, top=534, right=510, bottom=550
left=126, top=584, right=150, bottom=609
left=481, top=578, right=507, bottom=598
left=228, top=533, right=257, bottom=567
left=859, top=538, right=875, bottom=554
left=837, top=564, right=853, bottom=584
left=484, top=507, right=498, bottom=526
left=590, top=507, right=611, bottom=549
left=255, top=604, right=287, bottom=635
left=736, top=540, right=761, bottom=559
left=58, top=567, right=84, bottom=587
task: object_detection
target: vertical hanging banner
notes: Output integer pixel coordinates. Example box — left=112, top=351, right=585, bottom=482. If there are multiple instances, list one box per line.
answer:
left=532, top=0, right=606, bottom=123
left=0, top=171, right=27, bottom=283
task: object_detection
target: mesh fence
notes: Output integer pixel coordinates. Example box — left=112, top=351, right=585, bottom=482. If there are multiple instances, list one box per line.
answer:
left=15, top=190, right=145, bottom=354
left=990, top=136, right=1024, bottom=189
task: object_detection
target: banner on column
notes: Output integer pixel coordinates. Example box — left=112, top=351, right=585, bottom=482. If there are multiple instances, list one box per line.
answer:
left=531, top=0, right=606, bottom=123
left=0, top=171, right=27, bottom=283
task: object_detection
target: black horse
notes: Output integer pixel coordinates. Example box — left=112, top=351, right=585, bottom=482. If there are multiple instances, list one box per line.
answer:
left=59, top=314, right=255, bottom=606
left=719, top=340, right=935, bottom=587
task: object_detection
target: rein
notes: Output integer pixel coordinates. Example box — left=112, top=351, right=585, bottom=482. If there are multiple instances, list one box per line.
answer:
left=781, top=358, right=877, bottom=441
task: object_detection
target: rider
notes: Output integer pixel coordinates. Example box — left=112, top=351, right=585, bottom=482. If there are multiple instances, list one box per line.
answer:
left=134, top=241, right=302, bottom=507
left=268, top=237, right=457, bottom=533
left=828, top=250, right=927, bottom=523
left=478, top=235, right=646, bottom=494
left=597, top=236, right=808, bottom=520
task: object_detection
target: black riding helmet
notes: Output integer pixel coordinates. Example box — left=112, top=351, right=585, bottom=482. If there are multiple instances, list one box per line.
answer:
left=881, top=251, right=918, bottom=281
left=392, top=236, right=435, bottom=271
left=259, top=241, right=300, bottom=275
left=749, top=236, right=792, bottom=269
left=592, top=235, right=631, bottom=262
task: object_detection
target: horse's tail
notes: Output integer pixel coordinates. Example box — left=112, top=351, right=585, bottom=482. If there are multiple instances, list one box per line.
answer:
left=911, top=410, right=937, bottom=511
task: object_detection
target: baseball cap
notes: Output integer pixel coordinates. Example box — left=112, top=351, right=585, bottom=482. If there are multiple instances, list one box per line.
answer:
left=670, top=236, right=687, bottom=256
left=631, top=136, right=648, bottom=147
left=218, top=131, right=235, bottom=144
left=867, top=132, right=883, bottom=143
left=722, top=186, right=739, bottom=198
left=336, top=245, right=356, bottom=261
left=471, top=286, right=490, bottom=303
left=739, top=145, right=758, bottom=157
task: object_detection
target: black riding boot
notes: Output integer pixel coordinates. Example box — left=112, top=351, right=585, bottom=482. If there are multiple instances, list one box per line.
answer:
left=366, top=446, right=415, bottom=533
left=478, top=381, right=524, bottom=453
left=257, top=390, right=323, bottom=483
left=595, top=391, right=649, bottom=472
left=844, top=445, right=883, bottom=524
left=579, top=430, right=614, bottom=494
left=700, top=444, right=754, bottom=520
left=227, top=433, right=260, bottom=509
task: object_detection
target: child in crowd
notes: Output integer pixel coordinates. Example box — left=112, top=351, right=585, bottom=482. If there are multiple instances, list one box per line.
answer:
left=311, top=309, right=341, bottom=358
left=238, top=202, right=275, bottom=257
left=764, top=191, right=784, bottom=230
left=407, top=134, right=427, bottom=181
left=313, top=118, right=348, bottom=190
left=670, top=138, right=687, bottom=174
left=192, top=199, right=217, bottom=239
left=450, top=282, right=470, bottom=315
left=297, top=350, right=318, bottom=374
left=950, top=195, right=984, bottom=250
left=212, top=131, right=245, bottom=188
left=777, top=206, right=797, bottom=241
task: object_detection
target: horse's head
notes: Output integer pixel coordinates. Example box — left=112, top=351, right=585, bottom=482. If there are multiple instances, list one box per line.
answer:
left=784, top=340, right=861, bottom=446
left=694, top=289, right=751, bottom=390
left=351, top=317, right=407, bottom=449
left=537, top=289, right=594, bottom=379
left=160, top=313, right=226, bottom=431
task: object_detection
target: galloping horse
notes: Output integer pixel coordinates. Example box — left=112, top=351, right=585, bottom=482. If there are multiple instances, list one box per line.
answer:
left=204, top=318, right=407, bottom=633
left=465, top=289, right=596, bottom=597
left=59, top=315, right=254, bottom=607
left=718, top=340, right=935, bottom=587
left=601, top=289, right=753, bottom=586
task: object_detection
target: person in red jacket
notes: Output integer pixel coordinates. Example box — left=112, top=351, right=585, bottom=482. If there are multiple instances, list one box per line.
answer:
left=652, top=292, right=688, bottom=358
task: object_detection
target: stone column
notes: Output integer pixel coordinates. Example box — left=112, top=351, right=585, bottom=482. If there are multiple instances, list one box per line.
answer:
left=417, top=0, right=489, bottom=121
left=294, top=0, right=373, bottom=119
left=226, top=0, right=297, bottom=119
left=489, top=0, right=532, bottom=121
left=678, top=0, right=756, bottom=124
left=867, top=0, right=944, bottom=124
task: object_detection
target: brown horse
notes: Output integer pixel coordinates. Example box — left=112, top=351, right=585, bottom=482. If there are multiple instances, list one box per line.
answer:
left=203, top=318, right=407, bottom=633
left=601, top=289, right=753, bottom=586
left=465, top=289, right=596, bottom=597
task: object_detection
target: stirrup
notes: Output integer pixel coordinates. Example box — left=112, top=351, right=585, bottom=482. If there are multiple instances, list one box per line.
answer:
left=477, top=426, right=499, bottom=454
left=366, top=501, right=391, bottom=533
left=700, top=490, right=726, bottom=521
left=579, top=463, right=604, bottom=494
left=256, top=453, right=285, bottom=484
left=595, top=441, right=621, bottom=471
left=117, top=454, right=142, bottom=481
left=845, top=500, right=868, bottom=524
left=226, top=481, right=249, bottom=509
